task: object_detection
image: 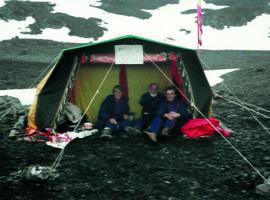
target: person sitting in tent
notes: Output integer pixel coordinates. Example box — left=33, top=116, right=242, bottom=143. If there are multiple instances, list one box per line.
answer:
left=97, top=85, right=130, bottom=139
left=139, top=83, right=165, bottom=131
left=144, top=86, right=191, bottom=142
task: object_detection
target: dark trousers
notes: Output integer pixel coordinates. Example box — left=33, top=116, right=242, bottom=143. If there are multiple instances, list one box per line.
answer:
left=140, top=114, right=155, bottom=131
left=96, top=119, right=130, bottom=133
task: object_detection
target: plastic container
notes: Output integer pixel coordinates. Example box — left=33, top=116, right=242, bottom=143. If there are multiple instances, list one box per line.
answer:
left=83, top=122, right=93, bottom=130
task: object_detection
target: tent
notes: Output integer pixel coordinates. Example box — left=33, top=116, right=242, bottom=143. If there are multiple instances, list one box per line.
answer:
left=28, top=35, right=213, bottom=130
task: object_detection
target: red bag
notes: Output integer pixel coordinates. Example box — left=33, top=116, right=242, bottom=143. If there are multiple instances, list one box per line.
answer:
left=180, top=117, right=230, bottom=138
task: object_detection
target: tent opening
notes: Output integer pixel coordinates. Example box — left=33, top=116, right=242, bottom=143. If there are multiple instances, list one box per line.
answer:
left=71, top=55, right=178, bottom=122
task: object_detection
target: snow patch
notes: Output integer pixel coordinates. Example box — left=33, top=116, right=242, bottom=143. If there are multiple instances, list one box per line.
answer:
left=0, top=0, right=5, bottom=7
left=21, top=27, right=92, bottom=43
left=0, top=88, right=36, bottom=105
left=204, top=68, right=239, bottom=87
left=0, top=17, right=35, bottom=40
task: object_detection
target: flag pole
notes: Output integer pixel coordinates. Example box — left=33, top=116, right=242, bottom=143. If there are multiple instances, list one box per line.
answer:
left=196, top=0, right=203, bottom=49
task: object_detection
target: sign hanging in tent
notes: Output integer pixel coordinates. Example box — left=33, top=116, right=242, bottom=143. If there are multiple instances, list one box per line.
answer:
left=115, top=45, right=144, bottom=65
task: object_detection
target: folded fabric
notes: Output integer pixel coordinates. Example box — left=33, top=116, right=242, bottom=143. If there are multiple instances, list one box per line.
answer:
left=180, top=117, right=230, bottom=138
left=47, top=130, right=98, bottom=149
left=26, top=127, right=98, bottom=149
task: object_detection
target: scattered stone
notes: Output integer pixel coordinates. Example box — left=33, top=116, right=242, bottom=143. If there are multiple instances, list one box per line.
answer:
left=168, top=197, right=181, bottom=200
left=191, top=181, right=200, bottom=190
left=53, top=185, right=64, bottom=192
left=0, top=96, right=28, bottom=133
left=263, top=156, right=270, bottom=161
left=213, top=188, right=219, bottom=192
left=256, top=183, right=270, bottom=195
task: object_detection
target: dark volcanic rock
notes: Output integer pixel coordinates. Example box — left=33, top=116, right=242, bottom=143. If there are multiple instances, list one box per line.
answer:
left=182, top=0, right=270, bottom=29
left=0, top=38, right=77, bottom=89
left=96, top=0, right=179, bottom=19
left=0, top=1, right=106, bottom=39
left=0, top=95, right=26, bottom=133
left=179, top=28, right=191, bottom=34
left=0, top=38, right=76, bottom=63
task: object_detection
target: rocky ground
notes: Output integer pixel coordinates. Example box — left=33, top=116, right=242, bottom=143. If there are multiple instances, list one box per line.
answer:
left=0, top=40, right=270, bottom=199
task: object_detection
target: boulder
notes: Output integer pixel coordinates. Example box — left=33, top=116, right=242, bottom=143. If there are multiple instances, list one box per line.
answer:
left=0, top=95, right=29, bottom=136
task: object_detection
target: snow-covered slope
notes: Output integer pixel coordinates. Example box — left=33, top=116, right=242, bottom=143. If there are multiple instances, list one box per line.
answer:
left=0, top=0, right=269, bottom=50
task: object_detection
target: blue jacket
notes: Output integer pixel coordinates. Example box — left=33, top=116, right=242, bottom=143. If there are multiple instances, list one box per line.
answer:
left=156, top=99, right=188, bottom=118
left=98, top=95, right=129, bottom=122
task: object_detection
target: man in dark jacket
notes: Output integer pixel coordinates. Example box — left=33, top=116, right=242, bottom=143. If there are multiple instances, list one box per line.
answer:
left=144, top=86, right=191, bottom=142
left=97, top=85, right=130, bottom=138
left=139, top=83, right=164, bottom=130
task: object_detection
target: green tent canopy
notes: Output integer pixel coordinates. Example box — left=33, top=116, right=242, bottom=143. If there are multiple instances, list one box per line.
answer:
left=28, top=35, right=213, bottom=130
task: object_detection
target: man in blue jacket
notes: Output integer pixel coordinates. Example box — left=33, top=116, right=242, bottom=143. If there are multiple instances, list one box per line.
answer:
left=97, top=85, right=130, bottom=139
left=139, top=83, right=165, bottom=131
left=144, top=86, right=191, bottom=142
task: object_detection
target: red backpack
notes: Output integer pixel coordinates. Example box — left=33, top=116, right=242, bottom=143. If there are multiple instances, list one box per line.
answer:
left=180, top=117, right=230, bottom=138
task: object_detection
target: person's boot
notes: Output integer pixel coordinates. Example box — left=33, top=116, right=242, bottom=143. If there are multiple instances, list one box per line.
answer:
left=143, top=130, right=157, bottom=143
left=100, top=127, right=113, bottom=139
left=125, top=127, right=141, bottom=135
left=160, top=127, right=171, bottom=136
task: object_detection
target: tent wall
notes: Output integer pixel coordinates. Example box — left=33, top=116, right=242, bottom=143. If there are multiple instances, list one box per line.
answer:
left=180, top=49, right=212, bottom=117
left=74, top=64, right=119, bottom=122
left=126, top=63, right=171, bottom=119
left=35, top=53, right=78, bottom=129
left=28, top=64, right=57, bottom=129
left=74, top=63, right=172, bottom=122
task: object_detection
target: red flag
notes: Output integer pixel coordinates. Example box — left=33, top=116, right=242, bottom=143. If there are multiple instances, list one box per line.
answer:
left=197, top=0, right=203, bottom=46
